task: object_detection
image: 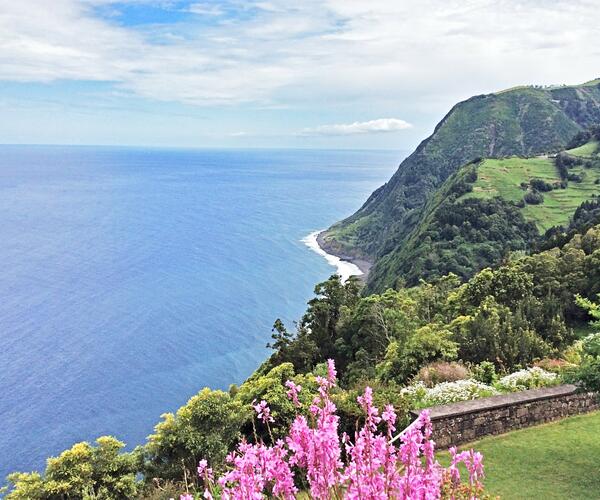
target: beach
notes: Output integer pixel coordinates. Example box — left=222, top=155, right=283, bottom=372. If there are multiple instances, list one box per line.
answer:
left=302, top=230, right=372, bottom=282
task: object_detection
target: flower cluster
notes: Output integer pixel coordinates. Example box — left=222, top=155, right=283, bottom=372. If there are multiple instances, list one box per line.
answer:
left=422, top=380, right=499, bottom=406
left=194, top=360, right=486, bottom=499
left=496, top=367, right=558, bottom=392
left=403, top=379, right=499, bottom=408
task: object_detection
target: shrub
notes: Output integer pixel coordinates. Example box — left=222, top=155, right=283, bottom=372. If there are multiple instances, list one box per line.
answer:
left=582, top=332, right=600, bottom=358
left=5, top=437, right=139, bottom=500
left=496, top=367, right=558, bottom=392
left=524, top=190, right=544, bottom=205
left=566, top=357, right=600, bottom=392
left=533, top=358, right=573, bottom=373
left=471, top=361, right=497, bottom=385
left=563, top=340, right=584, bottom=365
left=416, top=361, right=470, bottom=387
left=530, top=178, right=554, bottom=192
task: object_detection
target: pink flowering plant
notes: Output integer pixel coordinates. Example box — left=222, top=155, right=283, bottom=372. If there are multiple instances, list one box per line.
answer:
left=192, top=360, right=488, bottom=499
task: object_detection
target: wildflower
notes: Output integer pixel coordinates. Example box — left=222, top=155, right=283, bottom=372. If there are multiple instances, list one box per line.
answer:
left=497, top=367, right=557, bottom=392
left=285, top=380, right=302, bottom=407
left=327, top=358, right=337, bottom=383
left=194, top=361, right=486, bottom=499
left=252, top=399, right=274, bottom=423
left=197, top=459, right=213, bottom=481
left=381, top=404, right=397, bottom=434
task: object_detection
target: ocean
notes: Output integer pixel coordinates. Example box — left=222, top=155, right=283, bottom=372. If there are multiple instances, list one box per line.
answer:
left=0, top=146, right=401, bottom=480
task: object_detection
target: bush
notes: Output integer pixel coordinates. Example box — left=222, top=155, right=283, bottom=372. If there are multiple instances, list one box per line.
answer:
left=581, top=332, right=600, bottom=358
left=471, top=361, right=497, bottom=385
left=566, top=357, right=600, bottom=392
left=563, top=341, right=584, bottom=365
left=5, top=437, right=140, bottom=500
left=524, top=190, right=544, bottom=205
left=416, top=361, right=470, bottom=387
left=533, top=358, right=573, bottom=373
left=496, top=367, right=558, bottom=392
left=530, top=178, right=554, bottom=192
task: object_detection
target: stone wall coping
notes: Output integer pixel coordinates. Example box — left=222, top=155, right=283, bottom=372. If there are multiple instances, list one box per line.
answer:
left=410, top=384, right=579, bottom=420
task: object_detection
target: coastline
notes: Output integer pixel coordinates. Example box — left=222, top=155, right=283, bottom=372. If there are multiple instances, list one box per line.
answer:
left=302, top=230, right=372, bottom=283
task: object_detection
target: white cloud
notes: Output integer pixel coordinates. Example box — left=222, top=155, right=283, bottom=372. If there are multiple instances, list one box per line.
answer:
left=188, top=3, right=224, bottom=16
left=301, top=118, right=412, bottom=136
left=0, top=0, right=598, bottom=114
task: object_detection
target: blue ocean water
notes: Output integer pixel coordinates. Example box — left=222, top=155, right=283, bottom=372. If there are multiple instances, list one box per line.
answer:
left=0, top=146, right=401, bottom=480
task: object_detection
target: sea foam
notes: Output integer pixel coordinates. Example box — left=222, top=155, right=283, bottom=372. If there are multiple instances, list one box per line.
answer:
left=302, top=231, right=363, bottom=283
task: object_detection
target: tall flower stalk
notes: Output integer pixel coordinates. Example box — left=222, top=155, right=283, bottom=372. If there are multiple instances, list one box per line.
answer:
left=193, top=360, right=486, bottom=499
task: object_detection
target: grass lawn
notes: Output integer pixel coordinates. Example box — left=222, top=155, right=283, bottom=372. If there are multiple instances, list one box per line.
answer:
left=437, top=411, right=600, bottom=499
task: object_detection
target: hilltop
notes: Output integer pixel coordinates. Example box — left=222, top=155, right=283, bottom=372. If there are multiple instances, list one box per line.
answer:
left=321, top=79, right=600, bottom=291
left=369, top=136, right=600, bottom=287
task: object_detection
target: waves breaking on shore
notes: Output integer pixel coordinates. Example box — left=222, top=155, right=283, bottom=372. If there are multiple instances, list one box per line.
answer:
left=302, top=231, right=363, bottom=283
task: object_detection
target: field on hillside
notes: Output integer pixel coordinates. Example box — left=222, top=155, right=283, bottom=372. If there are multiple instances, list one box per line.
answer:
left=566, top=140, right=599, bottom=158
left=463, top=142, right=600, bottom=231
left=438, top=411, right=600, bottom=499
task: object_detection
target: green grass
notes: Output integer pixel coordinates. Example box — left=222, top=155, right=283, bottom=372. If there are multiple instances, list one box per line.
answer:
left=438, top=411, right=600, bottom=499
left=566, top=140, right=599, bottom=158
left=462, top=148, right=600, bottom=232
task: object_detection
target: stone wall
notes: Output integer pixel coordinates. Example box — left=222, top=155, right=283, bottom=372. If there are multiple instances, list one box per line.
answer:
left=410, top=384, right=599, bottom=448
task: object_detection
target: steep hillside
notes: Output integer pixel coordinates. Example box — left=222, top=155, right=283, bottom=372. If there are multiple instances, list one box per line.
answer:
left=369, top=140, right=600, bottom=288
left=321, top=80, right=600, bottom=291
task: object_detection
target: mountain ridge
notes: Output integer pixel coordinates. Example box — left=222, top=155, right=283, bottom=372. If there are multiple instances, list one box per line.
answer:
left=322, top=79, right=600, bottom=291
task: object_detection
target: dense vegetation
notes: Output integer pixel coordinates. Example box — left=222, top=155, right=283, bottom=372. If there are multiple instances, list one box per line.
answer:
left=266, top=224, right=600, bottom=384
left=5, top=83, right=600, bottom=499
left=6, top=221, right=599, bottom=498
left=322, top=80, right=600, bottom=292
left=366, top=135, right=600, bottom=288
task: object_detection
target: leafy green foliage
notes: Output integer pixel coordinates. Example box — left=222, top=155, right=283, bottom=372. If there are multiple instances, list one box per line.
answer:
left=325, top=81, right=600, bottom=293
left=271, top=224, right=600, bottom=386
left=5, top=437, right=139, bottom=500
left=142, top=388, right=247, bottom=483
left=471, top=361, right=497, bottom=385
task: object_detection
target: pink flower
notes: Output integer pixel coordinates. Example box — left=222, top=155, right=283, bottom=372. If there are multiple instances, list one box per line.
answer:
left=197, top=459, right=214, bottom=482
left=179, top=495, right=193, bottom=500
left=381, top=404, right=397, bottom=433
left=285, top=380, right=302, bottom=407
left=327, top=358, right=337, bottom=383
left=252, top=399, right=274, bottom=423
left=195, top=362, right=486, bottom=499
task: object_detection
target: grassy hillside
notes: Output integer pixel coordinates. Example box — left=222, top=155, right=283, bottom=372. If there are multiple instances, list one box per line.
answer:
left=323, top=80, right=600, bottom=291
left=566, top=140, right=599, bottom=157
left=463, top=141, right=600, bottom=231
left=366, top=140, right=600, bottom=288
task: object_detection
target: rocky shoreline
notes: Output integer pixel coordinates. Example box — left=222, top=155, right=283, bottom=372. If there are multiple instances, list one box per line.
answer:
left=316, top=231, right=373, bottom=281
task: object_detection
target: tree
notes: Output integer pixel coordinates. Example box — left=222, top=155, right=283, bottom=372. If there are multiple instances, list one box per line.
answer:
left=376, top=324, right=458, bottom=383
left=6, top=437, right=139, bottom=500
left=142, top=388, right=247, bottom=484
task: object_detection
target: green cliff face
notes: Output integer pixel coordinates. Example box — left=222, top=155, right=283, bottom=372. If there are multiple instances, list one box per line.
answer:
left=323, top=80, right=600, bottom=292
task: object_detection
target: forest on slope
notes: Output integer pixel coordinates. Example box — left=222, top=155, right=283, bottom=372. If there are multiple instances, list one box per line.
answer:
left=5, top=82, right=600, bottom=500
left=322, top=79, right=600, bottom=292
left=6, top=213, right=600, bottom=499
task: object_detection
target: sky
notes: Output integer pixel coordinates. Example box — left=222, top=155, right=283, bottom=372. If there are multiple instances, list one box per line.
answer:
left=0, top=0, right=598, bottom=149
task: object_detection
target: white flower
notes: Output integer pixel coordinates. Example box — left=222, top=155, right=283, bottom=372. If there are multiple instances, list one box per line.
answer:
left=422, top=379, right=498, bottom=406
left=496, top=367, right=557, bottom=392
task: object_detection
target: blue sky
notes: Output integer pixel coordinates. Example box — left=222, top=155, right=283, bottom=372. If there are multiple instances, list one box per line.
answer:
left=0, top=0, right=598, bottom=149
